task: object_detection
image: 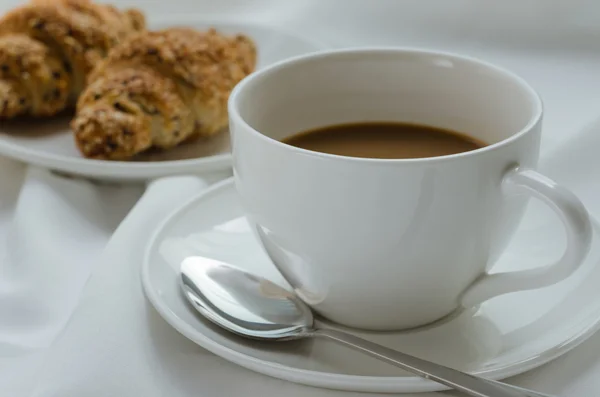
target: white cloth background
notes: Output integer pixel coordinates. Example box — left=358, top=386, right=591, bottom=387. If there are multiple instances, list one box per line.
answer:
left=2, top=1, right=600, bottom=396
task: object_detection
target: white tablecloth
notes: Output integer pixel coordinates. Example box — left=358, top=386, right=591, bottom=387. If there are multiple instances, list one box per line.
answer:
left=2, top=1, right=600, bottom=396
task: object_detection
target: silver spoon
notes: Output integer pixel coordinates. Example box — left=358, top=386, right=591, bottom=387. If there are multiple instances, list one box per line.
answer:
left=180, top=256, right=556, bottom=397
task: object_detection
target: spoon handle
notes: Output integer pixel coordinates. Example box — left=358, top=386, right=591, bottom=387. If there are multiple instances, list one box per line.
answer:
left=312, top=328, right=556, bottom=397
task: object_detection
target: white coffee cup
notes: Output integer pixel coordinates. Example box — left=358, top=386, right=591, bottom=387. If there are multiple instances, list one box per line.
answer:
left=228, top=48, right=592, bottom=330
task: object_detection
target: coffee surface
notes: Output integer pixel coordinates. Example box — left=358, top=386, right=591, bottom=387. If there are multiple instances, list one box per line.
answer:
left=282, top=122, right=485, bottom=159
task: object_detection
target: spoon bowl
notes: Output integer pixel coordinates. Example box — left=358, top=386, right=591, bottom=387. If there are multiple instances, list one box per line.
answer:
left=181, top=256, right=313, bottom=340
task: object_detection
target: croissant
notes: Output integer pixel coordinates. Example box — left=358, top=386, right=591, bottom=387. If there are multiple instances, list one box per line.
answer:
left=0, top=0, right=145, bottom=119
left=71, top=27, right=257, bottom=160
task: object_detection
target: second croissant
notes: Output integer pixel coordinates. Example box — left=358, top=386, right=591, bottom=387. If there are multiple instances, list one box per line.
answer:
left=71, top=27, right=257, bottom=160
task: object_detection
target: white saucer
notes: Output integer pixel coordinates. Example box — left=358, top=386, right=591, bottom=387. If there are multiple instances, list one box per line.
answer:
left=0, top=19, right=328, bottom=181
left=142, top=177, right=600, bottom=394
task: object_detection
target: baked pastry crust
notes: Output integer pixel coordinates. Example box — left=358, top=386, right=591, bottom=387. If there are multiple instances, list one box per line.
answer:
left=72, top=27, right=257, bottom=160
left=0, top=0, right=145, bottom=119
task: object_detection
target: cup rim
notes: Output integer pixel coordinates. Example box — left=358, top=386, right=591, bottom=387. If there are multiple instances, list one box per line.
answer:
left=228, top=46, right=544, bottom=164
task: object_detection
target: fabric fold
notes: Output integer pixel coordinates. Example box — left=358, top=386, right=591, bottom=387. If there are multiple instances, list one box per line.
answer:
left=26, top=172, right=229, bottom=397
left=0, top=167, right=143, bottom=396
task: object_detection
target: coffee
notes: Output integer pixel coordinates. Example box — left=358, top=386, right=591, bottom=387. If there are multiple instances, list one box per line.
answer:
left=282, top=122, right=486, bottom=159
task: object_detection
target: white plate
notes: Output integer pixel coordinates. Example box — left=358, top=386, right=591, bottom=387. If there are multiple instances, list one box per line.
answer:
left=0, top=19, right=328, bottom=181
left=141, top=177, right=600, bottom=394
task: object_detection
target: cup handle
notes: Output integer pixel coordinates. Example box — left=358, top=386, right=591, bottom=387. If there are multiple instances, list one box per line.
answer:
left=460, top=166, right=593, bottom=309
